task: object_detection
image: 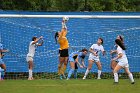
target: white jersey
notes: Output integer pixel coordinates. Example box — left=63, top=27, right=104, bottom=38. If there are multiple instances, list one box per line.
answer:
left=89, top=44, right=104, bottom=57
left=27, top=41, right=38, bottom=57
left=117, top=46, right=128, bottom=63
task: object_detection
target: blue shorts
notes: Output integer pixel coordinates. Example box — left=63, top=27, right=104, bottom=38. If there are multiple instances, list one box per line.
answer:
left=69, top=56, right=75, bottom=62
left=0, top=58, right=4, bottom=65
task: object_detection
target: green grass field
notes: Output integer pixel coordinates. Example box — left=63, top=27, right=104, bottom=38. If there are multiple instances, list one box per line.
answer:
left=0, top=79, right=139, bottom=93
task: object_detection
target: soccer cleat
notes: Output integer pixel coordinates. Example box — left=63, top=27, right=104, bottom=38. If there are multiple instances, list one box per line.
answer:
left=97, top=77, right=101, bottom=79
left=113, top=82, right=119, bottom=85
left=28, top=77, right=34, bottom=80
left=62, top=74, right=66, bottom=79
left=131, top=82, right=135, bottom=84
left=66, top=78, right=69, bottom=80
left=28, top=77, right=32, bottom=80
left=31, top=77, right=34, bottom=80
left=83, top=76, right=86, bottom=80
left=59, top=75, right=63, bottom=80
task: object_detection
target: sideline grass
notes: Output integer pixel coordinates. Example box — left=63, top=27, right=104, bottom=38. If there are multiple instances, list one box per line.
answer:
left=0, top=79, right=139, bottom=93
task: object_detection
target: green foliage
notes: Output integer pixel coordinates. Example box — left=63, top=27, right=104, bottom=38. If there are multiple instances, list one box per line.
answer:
left=0, top=0, right=139, bottom=11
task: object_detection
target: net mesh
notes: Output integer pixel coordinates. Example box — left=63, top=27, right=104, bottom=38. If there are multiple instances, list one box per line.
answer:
left=0, top=13, right=140, bottom=79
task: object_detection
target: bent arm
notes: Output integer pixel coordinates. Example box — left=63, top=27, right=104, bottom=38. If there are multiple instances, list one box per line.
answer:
left=89, top=48, right=97, bottom=56
left=37, top=39, right=44, bottom=46
left=32, top=36, right=43, bottom=44
left=113, top=53, right=123, bottom=61
left=75, top=58, right=83, bottom=68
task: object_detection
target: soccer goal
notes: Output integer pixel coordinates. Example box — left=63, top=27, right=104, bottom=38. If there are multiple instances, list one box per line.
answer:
left=0, top=12, right=140, bottom=79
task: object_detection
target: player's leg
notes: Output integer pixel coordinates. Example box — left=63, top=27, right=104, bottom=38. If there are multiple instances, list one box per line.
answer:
left=83, top=60, right=94, bottom=79
left=0, top=58, right=6, bottom=80
left=74, top=63, right=78, bottom=79
left=96, top=61, right=102, bottom=79
left=58, top=57, right=64, bottom=75
left=124, top=65, right=135, bottom=84
left=111, top=60, right=118, bottom=70
left=113, top=64, right=122, bottom=83
left=27, top=56, right=34, bottom=80
left=61, top=57, right=68, bottom=78
left=28, top=60, right=34, bottom=80
left=0, top=63, right=6, bottom=80
left=67, top=61, right=75, bottom=80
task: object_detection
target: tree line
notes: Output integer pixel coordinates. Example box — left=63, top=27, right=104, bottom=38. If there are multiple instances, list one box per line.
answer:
left=0, top=0, right=139, bottom=11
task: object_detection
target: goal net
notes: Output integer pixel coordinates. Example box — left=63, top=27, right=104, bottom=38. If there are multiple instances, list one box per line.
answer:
left=0, top=12, right=140, bottom=79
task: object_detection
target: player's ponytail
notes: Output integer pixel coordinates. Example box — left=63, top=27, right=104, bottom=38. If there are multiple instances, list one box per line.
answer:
left=115, top=39, right=126, bottom=50
left=118, top=35, right=124, bottom=43
left=55, top=32, right=59, bottom=44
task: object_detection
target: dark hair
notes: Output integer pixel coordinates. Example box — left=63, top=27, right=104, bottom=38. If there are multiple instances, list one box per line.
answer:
left=32, top=36, right=37, bottom=41
left=80, top=48, right=88, bottom=52
left=99, top=38, right=103, bottom=44
left=118, top=35, right=124, bottom=42
left=115, top=39, right=126, bottom=50
left=55, top=32, right=59, bottom=44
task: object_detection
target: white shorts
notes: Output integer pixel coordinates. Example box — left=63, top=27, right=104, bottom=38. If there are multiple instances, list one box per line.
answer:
left=88, top=54, right=100, bottom=62
left=26, top=56, right=33, bottom=62
left=118, top=62, right=129, bottom=68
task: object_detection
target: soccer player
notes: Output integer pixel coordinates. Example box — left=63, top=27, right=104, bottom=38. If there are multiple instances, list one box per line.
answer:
left=67, top=48, right=88, bottom=80
left=113, top=39, right=134, bottom=84
left=55, top=17, right=69, bottom=79
left=0, top=42, right=9, bottom=80
left=26, top=36, right=43, bottom=80
left=110, top=35, right=124, bottom=70
left=83, top=38, right=105, bottom=80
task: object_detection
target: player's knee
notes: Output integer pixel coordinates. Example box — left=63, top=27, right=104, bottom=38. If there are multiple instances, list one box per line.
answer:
left=58, top=64, right=61, bottom=68
left=88, top=67, right=92, bottom=70
left=111, top=65, right=114, bottom=70
left=98, top=65, right=102, bottom=70
left=113, top=70, right=117, bottom=73
left=64, top=62, right=67, bottom=65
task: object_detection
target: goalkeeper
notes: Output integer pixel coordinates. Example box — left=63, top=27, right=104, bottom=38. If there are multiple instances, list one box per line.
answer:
left=55, top=17, right=69, bottom=79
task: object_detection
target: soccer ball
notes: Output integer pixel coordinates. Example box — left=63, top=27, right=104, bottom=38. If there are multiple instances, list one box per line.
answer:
left=63, top=16, right=69, bottom=21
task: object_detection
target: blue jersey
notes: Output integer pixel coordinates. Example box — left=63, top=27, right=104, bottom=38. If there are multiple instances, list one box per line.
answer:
left=69, top=51, right=86, bottom=62
left=70, top=52, right=85, bottom=59
left=111, top=45, right=117, bottom=59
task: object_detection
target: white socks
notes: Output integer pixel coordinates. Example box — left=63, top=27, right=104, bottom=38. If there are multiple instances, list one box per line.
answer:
left=98, top=70, right=101, bottom=79
left=0, top=72, right=1, bottom=80
left=29, top=69, right=32, bottom=78
left=83, top=69, right=90, bottom=79
left=83, top=69, right=102, bottom=79
left=128, top=73, right=134, bottom=83
left=114, top=73, right=118, bottom=82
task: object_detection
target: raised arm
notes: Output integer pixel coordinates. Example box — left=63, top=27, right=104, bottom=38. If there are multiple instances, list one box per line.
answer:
left=37, top=39, right=44, bottom=46
left=59, top=19, right=68, bottom=37
left=32, top=36, right=43, bottom=44
left=0, top=49, right=9, bottom=53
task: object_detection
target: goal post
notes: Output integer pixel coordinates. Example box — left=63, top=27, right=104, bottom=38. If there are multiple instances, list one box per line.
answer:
left=0, top=13, right=140, bottom=79
left=0, top=14, right=140, bottom=18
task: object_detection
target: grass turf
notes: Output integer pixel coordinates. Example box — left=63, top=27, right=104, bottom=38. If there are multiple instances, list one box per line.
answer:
left=0, top=79, right=139, bottom=93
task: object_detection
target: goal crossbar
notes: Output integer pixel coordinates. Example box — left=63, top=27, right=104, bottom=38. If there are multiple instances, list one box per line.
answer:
left=0, top=14, right=140, bottom=18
